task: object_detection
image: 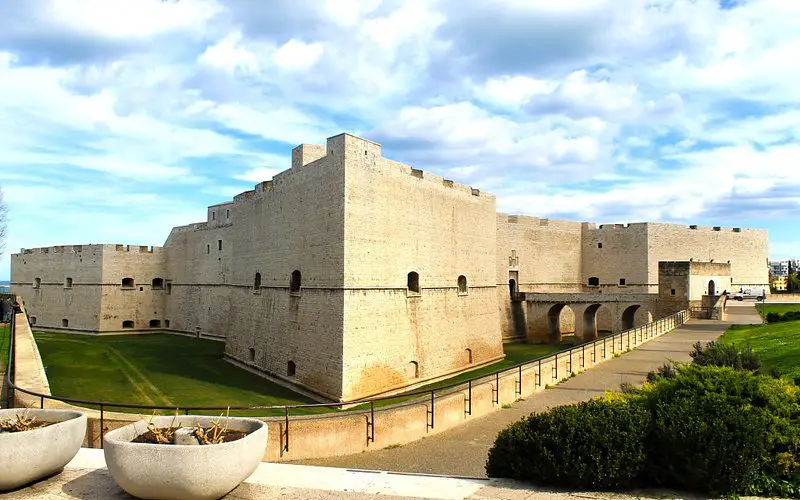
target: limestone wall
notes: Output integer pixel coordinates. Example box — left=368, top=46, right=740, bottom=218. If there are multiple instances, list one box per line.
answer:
left=340, top=134, right=502, bottom=401
left=582, top=223, right=651, bottom=293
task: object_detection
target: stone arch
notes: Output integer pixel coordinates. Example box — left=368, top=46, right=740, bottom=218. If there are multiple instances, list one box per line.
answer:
left=582, top=304, right=604, bottom=341
left=621, top=304, right=640, bottom=330
left=547, top=304, right=575, bottom=344
left=708, top=280, right=716, bottom=296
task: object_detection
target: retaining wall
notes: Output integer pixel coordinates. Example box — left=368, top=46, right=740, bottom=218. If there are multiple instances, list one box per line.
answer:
left=10, top=304, right=688, bottom=461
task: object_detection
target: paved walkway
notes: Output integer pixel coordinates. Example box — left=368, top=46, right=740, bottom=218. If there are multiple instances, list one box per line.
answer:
left=301, top=305, right=762, bottom=478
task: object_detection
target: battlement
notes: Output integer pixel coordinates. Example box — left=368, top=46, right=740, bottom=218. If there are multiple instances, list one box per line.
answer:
left=13, top=244, right=164, bottom=257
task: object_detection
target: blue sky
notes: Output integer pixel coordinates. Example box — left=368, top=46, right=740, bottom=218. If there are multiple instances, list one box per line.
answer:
left=1, top=0, right=799, bottom=280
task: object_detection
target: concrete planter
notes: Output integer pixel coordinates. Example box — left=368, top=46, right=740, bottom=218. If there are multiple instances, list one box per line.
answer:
left=104, top=415, right=268, bottom=500
left=0, top=408, right=87, bottom=491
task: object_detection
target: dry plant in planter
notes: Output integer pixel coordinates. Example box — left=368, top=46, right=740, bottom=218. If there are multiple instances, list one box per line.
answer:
left=0, top=408, right=87, bottom=492
left=103, top=409, right=268, bottom=500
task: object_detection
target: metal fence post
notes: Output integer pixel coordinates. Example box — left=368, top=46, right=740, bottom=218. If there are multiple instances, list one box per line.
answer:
left=283, top=406, right=290, bottom=452
left=100, top=404, right=105, bottom=449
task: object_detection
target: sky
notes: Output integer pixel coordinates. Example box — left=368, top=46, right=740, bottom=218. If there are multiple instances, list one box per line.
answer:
left=1, top=0, right=799, bottom=281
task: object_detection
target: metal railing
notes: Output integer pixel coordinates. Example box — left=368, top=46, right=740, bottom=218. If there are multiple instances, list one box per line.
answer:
left=3, top=301, right=688, bottom=451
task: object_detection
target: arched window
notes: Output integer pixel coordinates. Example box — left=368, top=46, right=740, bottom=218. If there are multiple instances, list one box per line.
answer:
left=508, top=279, right=518, bottom=298
left=407, top=272, right=420, bottom=293
left=121, top=277, right=134, bottom=288
left=149, top=319, right=161, bottom=328
left=588, top=277, right=600, bottom=286
left=152, top=278, right=164, bottom=290
left=290, top=270, right=301, bottom=293
left=248, top=348, right=256, bottom=362
left=457, top=275, right=468, bottom=294
left=408, top=361, right=419, bottom=378
left=287, top=361, right=296, bottom=377
left=122, top=320, right=134, bottom=329
left=465, top=348, right=473, bottom=364
left=708, top=280, right=716, bottom=296
left=62, top=318, right=69, bottom=328
left=254, top=272, right=262, bottom=291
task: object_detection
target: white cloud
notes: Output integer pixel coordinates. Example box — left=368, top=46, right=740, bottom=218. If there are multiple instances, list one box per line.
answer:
left=273, top=39, right=325, bottom=72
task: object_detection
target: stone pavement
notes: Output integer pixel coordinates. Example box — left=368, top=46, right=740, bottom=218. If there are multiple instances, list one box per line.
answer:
left=3, top=448, right=711, bottom=499
left=301, top=304, right=762, bottom=478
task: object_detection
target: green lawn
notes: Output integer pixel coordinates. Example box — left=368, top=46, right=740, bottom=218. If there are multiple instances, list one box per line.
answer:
left=720, top=321, right=800, bottom=381
left=756, top=303, right=800, bottom=318
left=0, top=323, right=9, bottom=373
left=32, top=332, right=567, bottom=416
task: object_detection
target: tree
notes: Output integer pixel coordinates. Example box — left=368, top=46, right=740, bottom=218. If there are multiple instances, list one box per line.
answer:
left=0, top=187, right=6, bottom=259
left=788, top=260, right=796, bottom=294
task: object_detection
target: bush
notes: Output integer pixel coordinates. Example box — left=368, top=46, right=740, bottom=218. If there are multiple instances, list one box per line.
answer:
left=642, top=365, right=800, bottom=496
left=646, top=362, right=677, bottom=383
left=767, top=312, right=781, bottom=323
left=764, top=310, right=800, bottom=323
left=689, top=341, right=761, bottom=372
left=486, top=397, right=650, bottom=488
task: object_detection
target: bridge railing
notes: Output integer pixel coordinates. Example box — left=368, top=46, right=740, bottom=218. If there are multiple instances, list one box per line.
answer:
left=4, top=299, right=689, bottom=454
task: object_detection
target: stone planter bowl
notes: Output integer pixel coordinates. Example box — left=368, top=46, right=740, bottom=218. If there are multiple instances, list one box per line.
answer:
left=0, top=408, right=87, bottom=491
left=104, top=415, right=268, bottom=500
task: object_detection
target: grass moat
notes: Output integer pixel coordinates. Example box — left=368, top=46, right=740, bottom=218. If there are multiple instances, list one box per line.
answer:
left=31, top=332, right=565, bottom=416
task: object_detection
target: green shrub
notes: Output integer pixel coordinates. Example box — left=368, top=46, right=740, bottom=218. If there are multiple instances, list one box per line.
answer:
left=642, top=365, right=800, bottom=496
left=767, top=312, right=781, bottom=323
left=689, top=341, right=761, bottom=372
left=486, top=397, right=649, bottom=488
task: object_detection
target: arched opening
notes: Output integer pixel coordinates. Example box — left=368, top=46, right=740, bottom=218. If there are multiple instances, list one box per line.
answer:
left=287, top=361, right=296, bottom=377
left=122, top=320, right=134, bottom=329
left=121, top=277, right=134, bottom=288
left=457, top=275, right=468, bottom=294
left=708, top=280, right=716, bottom=296
left=65, top=277, right=73, bottom=288
left=254, top=272, right=262, bottom=291
left=290, top=270, right=301, bottom=293
left=465, top=348, right=473, bottom=364
left=248, top=348, right=256, bottom=362
left=508, top=279, right=518, bottom=298
left=30, top=316, right=37, bottom=325
left=582, top=304, right=603, bottom=341
left=621, top=305, right=641, bottom=331
left=547, top=304, right=575, bottom=344
left=407, top=271, right=420, bottom=293
left=588, top=277, right=600, bottom=286
left=149, top=319, right=161, bottom=328
left=408, top=361, right=419, bottom=379
left=152, top=278, right=164, bottom=290
left=62, top=318, right=69, bottom=328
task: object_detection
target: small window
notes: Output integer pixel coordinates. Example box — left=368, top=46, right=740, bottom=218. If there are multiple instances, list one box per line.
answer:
left=62, top=318, right=69, bottom=328
left=226, top=209, right=230, bottom=218
left=212, top=211, right=216, bottom=220
left=671, top=289, right=676, bottom=296
left=165, top=320, right=171, bottom=328
left=466, top=348, right=473, bottom=364
left=149, top=319, right=161, bottom=328
left=290, top=270, right=301, bottom=293
left=588, top=277, right=600, bottom=286
left=139, top=287, right=144, bottom=291
left=407, top=271, right=420, bottom=294
left=619, top=278, right=626, bottom=286
left=122, top=320, right=134, bottom=329
left=598, top=243, right=603, bottom=249
left=254, top=272, right=262, bottom=291
left=33, top=278, right=41, bottom=289
left=152, top=278, right=164, bottom=290
left=206, top=244, right=210, bottom=254
left=218, top=239, right=223, bottom=251
left=166, top=283, right=172, bottom=295
left=457, top=275, right=468, bottom=294
left=248, top=348, right=256, bottom=362
left=287, top=361, right=296, bottom=377
left=121, top=277, right=134, bottom=288
left=30, top=316, right=37, bottom=325
left=408, top=361, right=419, bottom=378
left=65, top=277, right=73, bottom=288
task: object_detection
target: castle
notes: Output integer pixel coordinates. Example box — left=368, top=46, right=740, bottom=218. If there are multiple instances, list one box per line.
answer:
left=10, top=133, right=770, bottom=402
